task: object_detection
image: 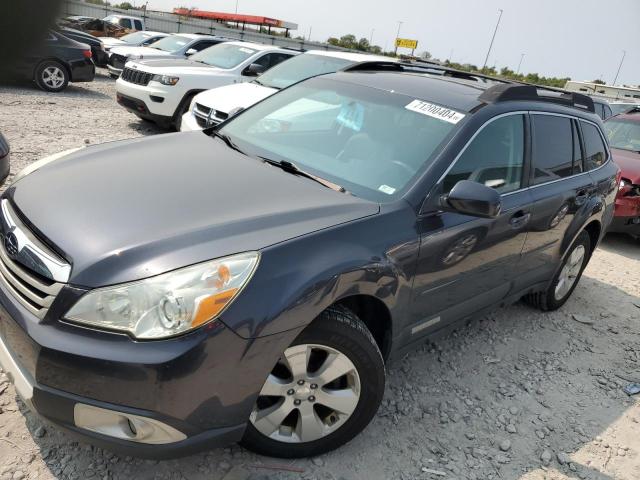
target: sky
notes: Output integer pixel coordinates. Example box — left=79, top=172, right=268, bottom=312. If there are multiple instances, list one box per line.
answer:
left=144, top=0, right=639, bottom=86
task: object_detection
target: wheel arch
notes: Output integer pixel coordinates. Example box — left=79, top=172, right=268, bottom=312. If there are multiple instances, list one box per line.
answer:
left=332, top=294, right=393, bottom=361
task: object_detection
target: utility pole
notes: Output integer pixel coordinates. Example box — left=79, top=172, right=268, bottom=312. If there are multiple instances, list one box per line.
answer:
left=369, top=28, right=375, bottom=45
left=516, top=53, right=525, bottom=74
left=308, top=26, right=312, bottom=41
left=613, top=50, right=626, bottom=85
left=448, top=49, right=454, bottom=62
left=393, top=21, right=403, bottom=55
left=235, top=0, right=239, bottom=14
left=482, top=9, right=503, bottom=70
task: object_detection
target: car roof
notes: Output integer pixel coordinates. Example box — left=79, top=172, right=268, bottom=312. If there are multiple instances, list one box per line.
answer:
left=305, top=50, right=398, bottom=63
left=139, top=31, right=167, bottom=37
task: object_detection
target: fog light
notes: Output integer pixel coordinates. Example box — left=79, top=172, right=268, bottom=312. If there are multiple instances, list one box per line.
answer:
left=74, top=404, right=186, bottom=444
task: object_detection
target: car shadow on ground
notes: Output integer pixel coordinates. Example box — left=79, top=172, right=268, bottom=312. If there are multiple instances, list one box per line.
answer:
left=4, top=269, right=637, bottom=480
left=0, top=81, right=111, bottom=100
left=599, top=233, right=640, bottom=261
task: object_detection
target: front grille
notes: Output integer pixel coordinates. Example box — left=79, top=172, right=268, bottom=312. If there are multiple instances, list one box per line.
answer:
left=121, top=67, right=153, bottom=86
left=193, top=103, right=228, bottom=128
left=0, top=200, right=68, bottom=319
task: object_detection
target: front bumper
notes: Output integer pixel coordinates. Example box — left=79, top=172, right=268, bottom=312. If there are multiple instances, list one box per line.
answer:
left=0, top=279, right=297, bottom=458
left=115, top=77, right=178, bottom=118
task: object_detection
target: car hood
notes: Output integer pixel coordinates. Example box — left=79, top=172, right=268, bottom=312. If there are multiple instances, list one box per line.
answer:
left=110, top=45, right=174, bottom=58
left=194, top=82, right=277, bottom=114
left=611, top=148, right=640, bottom=184
left=9, top=132, right=379, bottom=287
left=102, top=37, right=126, bottom=47
left=129, top=58, right=225, bottom=74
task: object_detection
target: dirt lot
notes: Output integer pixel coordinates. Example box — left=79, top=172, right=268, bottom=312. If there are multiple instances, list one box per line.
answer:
left=0, top=70, right=639, bottom=480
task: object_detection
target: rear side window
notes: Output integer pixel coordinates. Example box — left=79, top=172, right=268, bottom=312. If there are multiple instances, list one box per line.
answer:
left=134, top=20, right=142, bottom=30
left=531, top=115, right=581, bottom=184
left=443, top=114, right=524, bottom=194
left=581, top=122, right=607, bottom=170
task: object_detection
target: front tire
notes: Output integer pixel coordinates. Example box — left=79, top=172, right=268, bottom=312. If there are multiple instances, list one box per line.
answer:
left=526, top=231, right=591, bottom=311
left=35, top=61, right=69, bottom=92
left=241, top=306, right=385, bottom=458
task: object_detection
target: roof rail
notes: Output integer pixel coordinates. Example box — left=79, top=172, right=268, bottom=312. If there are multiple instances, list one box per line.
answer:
left=342, top=61, right=510, bottom=84
left=478, top=84, right=595, bottom=113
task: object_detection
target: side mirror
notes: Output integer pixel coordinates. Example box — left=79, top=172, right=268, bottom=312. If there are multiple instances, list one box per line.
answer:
left=441, top=180, right=502, bottom=218
left=185, top=48, right=197, bottom=56
left=243, top=63, right=266, bottom=76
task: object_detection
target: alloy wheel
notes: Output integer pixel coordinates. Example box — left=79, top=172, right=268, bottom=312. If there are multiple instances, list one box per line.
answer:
left=250, top=343, right=361, bottom=443
left=42, top=67, right=65, bottom=89
left=554, top=245, right=586, bottom=300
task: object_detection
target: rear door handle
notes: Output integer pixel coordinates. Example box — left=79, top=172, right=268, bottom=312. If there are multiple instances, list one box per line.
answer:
left=509, top=210, right=531, bottom=229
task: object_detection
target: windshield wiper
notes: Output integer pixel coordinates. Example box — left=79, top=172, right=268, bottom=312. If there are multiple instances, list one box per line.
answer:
left=260, top=157, right=346, bottom=193
left=253, top=78, right=280, bottom=90
left=209, top=130, right=246, bottom=155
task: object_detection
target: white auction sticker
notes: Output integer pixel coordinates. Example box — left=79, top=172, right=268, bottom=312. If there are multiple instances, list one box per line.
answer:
left=405, top=100, right=465, bottom=124
left=239, top=48, right=256, bottom=54
left=378, top=184, right=396, bottom=195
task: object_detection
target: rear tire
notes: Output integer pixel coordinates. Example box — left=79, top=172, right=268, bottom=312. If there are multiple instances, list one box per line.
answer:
left=35, top=60, right=69, bottom=92
left=241, top=305, right=385, bottom=458
left=525, top=231, right=591, bottom=311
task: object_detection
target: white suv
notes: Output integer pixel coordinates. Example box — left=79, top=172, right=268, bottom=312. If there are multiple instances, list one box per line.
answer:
left=116, top=41, right=296, bottom=130
left=180, top=51, right=396, bottom=131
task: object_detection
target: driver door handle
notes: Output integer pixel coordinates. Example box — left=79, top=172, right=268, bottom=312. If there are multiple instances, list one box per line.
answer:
left=509, top=210, right=531, bottom=229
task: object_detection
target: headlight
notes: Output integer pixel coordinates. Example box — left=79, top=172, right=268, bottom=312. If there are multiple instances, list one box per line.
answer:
left=65, top=252, right=259, bottom=339
left=12, top=147, right=83, bottom=185
left=620, top=178, right=630, bottom=189
left=152, top=75, right=180, bottom=86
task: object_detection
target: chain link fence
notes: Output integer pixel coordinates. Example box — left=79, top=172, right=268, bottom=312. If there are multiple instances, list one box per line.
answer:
left=62, top=0, right=350, bottom=52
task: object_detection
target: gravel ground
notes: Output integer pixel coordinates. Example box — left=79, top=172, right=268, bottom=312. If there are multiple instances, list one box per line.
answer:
left=0, top=70, right=639, bottom=480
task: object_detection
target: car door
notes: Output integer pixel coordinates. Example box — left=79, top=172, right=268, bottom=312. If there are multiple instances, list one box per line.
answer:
left=409, top=113, right=533, bottom=338
left=515, top=113, right=595, bottom=289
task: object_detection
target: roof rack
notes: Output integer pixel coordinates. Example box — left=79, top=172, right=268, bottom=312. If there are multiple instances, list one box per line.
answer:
left=343, top=61, right=511, bottom=84
left=478, top=84, right=595, bottom=113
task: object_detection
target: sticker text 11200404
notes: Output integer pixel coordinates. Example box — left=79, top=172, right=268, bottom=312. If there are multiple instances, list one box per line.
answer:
left=405, top=100, right=465, bottom=124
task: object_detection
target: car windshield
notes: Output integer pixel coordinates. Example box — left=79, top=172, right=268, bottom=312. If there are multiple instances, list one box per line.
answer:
left=610, top=104, right=638, bottom=115
left=219, top=77, right=461, bottom=202
left=120, top=31, right=152, bottom=44
left=148, top=35, right=190, bottom=52
left=256, top=54, right=353, bottom=90
left=604, top=118, right=640, bottom=152
left=191, top=43, right=257, bottom=69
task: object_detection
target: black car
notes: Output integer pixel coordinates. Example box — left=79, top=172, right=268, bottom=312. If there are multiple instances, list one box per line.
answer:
left=0, top=65, right=618, bottom=459
left=58, top=27, right=108, bottom=67
left=0, top=132, right=10, bottom=185
left=6, top=30, right=95, bottom=92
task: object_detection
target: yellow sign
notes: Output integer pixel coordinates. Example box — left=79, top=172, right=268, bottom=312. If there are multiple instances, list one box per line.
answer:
left=395, top=38, right=418, bottom=49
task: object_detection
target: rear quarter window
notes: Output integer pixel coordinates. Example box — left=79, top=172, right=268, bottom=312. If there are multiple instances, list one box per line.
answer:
left=581, top=122, right=608, bottom=170
left=531, top=115, right=581, bottom=184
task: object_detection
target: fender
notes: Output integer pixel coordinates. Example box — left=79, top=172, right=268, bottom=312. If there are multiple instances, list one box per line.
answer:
left=219, top=205, right=420, bottom=340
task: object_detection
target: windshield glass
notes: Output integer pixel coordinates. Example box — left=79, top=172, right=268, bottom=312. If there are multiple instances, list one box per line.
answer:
left=220, top=77, right=461, bottom=201
left=120, top=31, right=152, bottom=44
left=610, top=103, right=638, bottom=115
left=604, top=119, right=640, bottom=152
left=257, top=54, right=353, bottom=90
left=148, top=35, right=190, bottom=52
left=191, top=43, right=257, bottom=69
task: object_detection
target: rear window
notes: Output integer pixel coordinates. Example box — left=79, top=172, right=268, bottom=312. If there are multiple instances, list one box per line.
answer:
left=581, top=122, right=608, bottom=170
left=603, top=118, right=640, bottom=153
left=257, top=54, right=353, bottom=90
left=531, top=115, right=581, bottom=184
